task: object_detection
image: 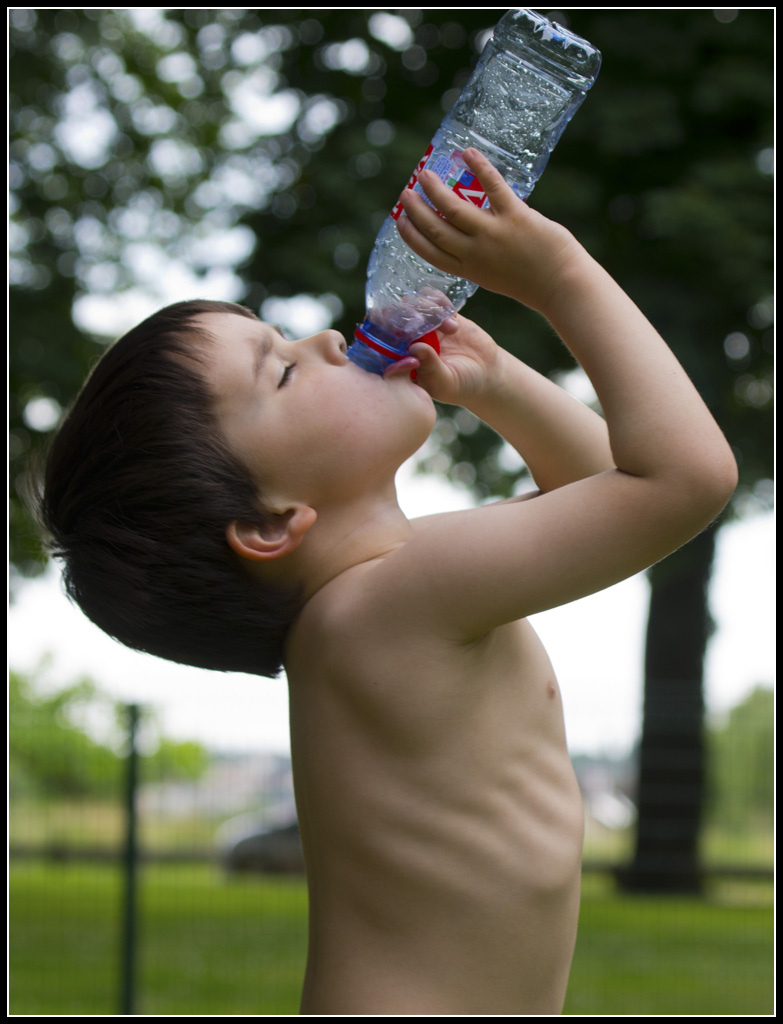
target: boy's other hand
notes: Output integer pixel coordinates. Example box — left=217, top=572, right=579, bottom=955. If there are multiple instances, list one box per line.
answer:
left=396, top=149, right=584, bottom=315
left=405, top=314, right=505, bottom=407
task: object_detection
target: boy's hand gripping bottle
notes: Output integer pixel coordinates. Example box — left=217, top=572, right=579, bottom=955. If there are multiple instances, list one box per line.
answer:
left=348, top=8, right=601, bottom=375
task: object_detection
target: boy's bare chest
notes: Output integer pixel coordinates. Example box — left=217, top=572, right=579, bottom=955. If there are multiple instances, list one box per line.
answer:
left=291, top=613, right=563, bottom=731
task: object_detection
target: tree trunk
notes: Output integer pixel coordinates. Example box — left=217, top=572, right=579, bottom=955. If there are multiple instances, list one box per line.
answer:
left=618, top=525, right=718, bottom=894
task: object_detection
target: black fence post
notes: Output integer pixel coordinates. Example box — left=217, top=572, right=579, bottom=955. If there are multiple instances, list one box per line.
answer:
left=120, top=703, right=140, bottom=1015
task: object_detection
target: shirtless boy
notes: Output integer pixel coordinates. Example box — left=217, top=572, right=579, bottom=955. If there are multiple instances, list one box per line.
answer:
left=40, top=149, right=736, bottom=1014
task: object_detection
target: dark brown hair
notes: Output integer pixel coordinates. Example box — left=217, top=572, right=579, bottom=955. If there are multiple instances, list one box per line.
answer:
left=37, top=299, right=301, bottom=678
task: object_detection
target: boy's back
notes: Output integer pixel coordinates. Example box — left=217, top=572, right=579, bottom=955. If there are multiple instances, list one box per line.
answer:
left=287, top=549, right=583, bottom=1014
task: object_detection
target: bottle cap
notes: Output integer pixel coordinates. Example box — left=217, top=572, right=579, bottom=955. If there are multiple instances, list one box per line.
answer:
left=412, top=330, right=440, bottom=355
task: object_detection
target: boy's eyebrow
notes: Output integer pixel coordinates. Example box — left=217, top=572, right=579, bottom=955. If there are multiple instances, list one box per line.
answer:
left=252, top=335, right=274, bottom=380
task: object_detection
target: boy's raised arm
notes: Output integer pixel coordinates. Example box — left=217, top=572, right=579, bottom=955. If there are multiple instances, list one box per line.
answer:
left=409, top=316, right=615, bottom=495
left=387, top=150, right=737, bottom=638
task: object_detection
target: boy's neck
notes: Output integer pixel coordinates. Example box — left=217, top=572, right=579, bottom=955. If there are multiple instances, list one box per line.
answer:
left=265, top=482, right=413, bottom=604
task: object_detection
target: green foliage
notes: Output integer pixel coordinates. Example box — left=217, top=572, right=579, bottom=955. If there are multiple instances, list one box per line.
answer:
left=706, top=685, right=774, bottom=830
left=9, top=9, right=773, bottom=579
left=147, top=738, right=210, bottom=783
left=9, top=665, right=209, bottom=800
left=9, top=668, right=123, bottom=799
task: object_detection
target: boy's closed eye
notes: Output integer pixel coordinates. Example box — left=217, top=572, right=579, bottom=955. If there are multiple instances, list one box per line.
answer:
left=278, top=363, right=297, bottom=388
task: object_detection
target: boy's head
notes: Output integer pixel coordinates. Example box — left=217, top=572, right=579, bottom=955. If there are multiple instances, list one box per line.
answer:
left=37, top=299, right=303, bottom=678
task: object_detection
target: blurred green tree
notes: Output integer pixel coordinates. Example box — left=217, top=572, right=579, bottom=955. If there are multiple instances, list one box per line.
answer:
left=9, top=668, right=122, bottom=799
left=9, top=666, right=209, bottom=800
left=706, top=685, right=774, bottom=832
left=9, top=9, right=773, bottom=889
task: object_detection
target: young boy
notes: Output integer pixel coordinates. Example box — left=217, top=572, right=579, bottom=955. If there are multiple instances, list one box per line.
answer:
left=39, top=149, right=736, bottom=1014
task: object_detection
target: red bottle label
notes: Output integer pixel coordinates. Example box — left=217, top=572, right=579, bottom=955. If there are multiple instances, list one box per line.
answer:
left=391, top=144, right=434, bottom=220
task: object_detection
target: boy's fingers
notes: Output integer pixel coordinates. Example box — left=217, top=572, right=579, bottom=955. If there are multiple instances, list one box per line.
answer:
left=397, top=199, right=466, bottom=276
left=462, top=148, right=515, bottom=214
left=382, top=355, right=420, bottom=380
left=416, top=171, right=478, bottom=229
left=437, top=315, right=460, bottom=335
left=399, top=187, right=467, bottom=245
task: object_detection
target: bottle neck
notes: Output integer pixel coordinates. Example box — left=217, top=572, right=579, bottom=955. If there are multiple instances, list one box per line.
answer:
left=354, top=320, right=409, bottom=361
left=348, top=320, right=442, bottom=375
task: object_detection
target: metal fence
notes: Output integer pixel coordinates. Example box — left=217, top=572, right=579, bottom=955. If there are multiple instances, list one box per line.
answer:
left=9, top=702, right=773, bottom=1015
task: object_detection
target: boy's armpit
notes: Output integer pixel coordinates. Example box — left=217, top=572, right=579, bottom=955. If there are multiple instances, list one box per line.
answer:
left=408, top=490, right=540, bottom=534
left=375, top=470, right=722, bottom=642
left=485, top=490, right=541, bottom=505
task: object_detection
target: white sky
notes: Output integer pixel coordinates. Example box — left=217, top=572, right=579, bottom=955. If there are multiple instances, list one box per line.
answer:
left=8, top=455, right=774, bottom=759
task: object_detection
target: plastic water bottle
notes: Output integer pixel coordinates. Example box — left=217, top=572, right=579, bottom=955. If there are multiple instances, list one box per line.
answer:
left=348, top=8, right=602, bottom=375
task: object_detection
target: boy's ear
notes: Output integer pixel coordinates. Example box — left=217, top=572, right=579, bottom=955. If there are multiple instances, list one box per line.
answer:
left=226, top=506, right=317, bottom=563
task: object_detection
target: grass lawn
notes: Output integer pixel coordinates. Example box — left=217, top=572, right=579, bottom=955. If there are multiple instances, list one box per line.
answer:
left=564, top=874, right=774, bottom=1015
left=9, top=862, right=773, bottom=1015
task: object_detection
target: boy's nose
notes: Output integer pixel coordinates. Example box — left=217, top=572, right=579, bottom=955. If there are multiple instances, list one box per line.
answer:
left=302, top=329, right=348, bottom=364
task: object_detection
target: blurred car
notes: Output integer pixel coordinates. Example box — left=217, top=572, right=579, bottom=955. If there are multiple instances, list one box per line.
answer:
left=216, top=813, right=305, bottom=875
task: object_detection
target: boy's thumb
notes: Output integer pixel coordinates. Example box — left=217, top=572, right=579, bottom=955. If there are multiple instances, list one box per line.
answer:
left=408, top=341, right=442, bottom=385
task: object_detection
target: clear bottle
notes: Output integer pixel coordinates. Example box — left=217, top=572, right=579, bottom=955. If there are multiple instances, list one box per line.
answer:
left=348, top=8, right=602, bottom=375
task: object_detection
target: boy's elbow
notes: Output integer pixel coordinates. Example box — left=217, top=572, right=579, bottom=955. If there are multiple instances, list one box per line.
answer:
left=709, top=440, right=739, bottom=501
left=687, top=442, right=739, bottom=523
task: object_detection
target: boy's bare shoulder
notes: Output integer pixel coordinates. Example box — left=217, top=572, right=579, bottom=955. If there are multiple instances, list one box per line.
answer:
left=284, top=509, right=471, bottom=684
left=287, top=552, right=425, bottom=665
left=283, top=557, right=444, bottom=715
